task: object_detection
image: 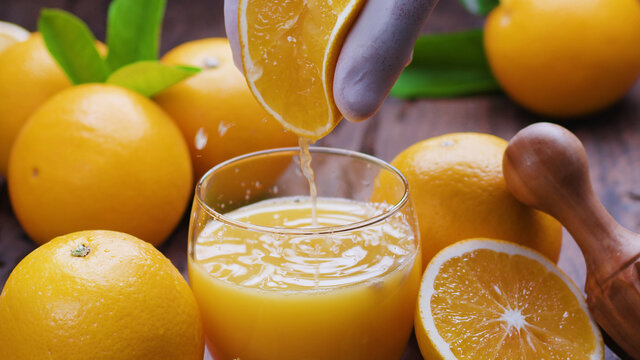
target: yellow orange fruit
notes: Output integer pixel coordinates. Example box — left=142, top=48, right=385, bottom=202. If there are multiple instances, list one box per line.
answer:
left=155, top=38, right=297, bottom=179
left=415, top=238, right=603, bottom=359
left=0, top=230, right=204, bottom=360
left=484, top=0, right=640, bottom=118
left=0, top=21, right=29, bottom=54
left=0, top=33, right=71, bottom=176
left=238, top=0, right=366, bottom=139
left=374, top=133, right=562, bottom=267
left=8, top=84, right=192, bottom=246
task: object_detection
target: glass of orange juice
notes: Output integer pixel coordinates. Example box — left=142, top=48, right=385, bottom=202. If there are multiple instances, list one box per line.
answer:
left=188, top=147, right=421, bottom=360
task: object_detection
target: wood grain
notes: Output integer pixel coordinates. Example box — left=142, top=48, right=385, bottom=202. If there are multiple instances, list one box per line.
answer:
left=1, top=0, right=639, bottom=359
left=503, top=122, right=640, bottom=357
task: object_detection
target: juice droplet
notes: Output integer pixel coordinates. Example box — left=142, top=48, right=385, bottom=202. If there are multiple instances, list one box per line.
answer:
left=195, top=127, right=208, bottom=150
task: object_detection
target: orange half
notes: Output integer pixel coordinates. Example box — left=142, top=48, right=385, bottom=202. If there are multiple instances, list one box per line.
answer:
left=238, top=0, right=365, bottom=139
left=416, top=239, right=603, bottom=359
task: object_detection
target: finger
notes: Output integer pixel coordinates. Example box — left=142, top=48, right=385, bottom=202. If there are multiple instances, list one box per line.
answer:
left=334, top=0, right=438, bottom=122
left=224, top=0, right=243, bottom=70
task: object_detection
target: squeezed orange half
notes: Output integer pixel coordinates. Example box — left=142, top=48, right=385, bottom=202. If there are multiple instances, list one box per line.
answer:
left=238, top=0, right=365, bottom=139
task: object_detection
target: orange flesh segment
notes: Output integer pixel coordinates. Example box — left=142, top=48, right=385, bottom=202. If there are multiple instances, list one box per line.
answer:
left=240, top=0, right=363, bottom=139
left=431, top=249, right=597, bottom=359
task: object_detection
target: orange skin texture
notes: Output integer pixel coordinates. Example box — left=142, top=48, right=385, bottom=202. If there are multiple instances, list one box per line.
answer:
left=0, top=230, right=204, bottom=360
left=0, top=33, right=107, bottom=176
left=0, top=33, right=71, bottom=176
left=8, top=84, right=192, bottom=246
left=375, top=133, right=562, bottom=268
left=484, top=0, right=640, bottom=118
left=155, top=38, right=297, bottom=180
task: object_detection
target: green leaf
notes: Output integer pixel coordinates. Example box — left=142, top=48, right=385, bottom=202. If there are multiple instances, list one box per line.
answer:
left=390, top=29, right=500, bottom=99
left=457, top=0, right=499, bottom=16
left=38, top=9, right=109, bottom=84
left=106, top=61, right=200, bottom=97
left=106, top=0, right=166, bottom=71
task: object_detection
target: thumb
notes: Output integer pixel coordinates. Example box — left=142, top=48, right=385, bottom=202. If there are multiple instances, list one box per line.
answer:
left=334, top=0, right=438, bottom=122
left=224, top=0, right=243, bottom=71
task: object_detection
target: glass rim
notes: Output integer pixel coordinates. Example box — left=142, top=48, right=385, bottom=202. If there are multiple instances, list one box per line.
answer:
left=194, top=146, right=410, bottom=235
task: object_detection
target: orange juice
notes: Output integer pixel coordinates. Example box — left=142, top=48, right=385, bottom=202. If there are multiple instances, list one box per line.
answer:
left=188, top=196, right=421, bottom=360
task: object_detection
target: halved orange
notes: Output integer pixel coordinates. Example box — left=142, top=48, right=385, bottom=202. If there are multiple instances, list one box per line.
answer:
left=416, top=239, right=603, bottom=360
left=238, top=0, right=365, bottom=139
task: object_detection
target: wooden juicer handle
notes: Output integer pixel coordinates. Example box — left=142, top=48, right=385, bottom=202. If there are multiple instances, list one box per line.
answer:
left=502, top=122, right=640, bottom=358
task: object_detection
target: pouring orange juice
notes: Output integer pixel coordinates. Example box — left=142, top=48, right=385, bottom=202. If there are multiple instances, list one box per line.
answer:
left=188, top=148, right=421, bottom=359
left=188, top=1, right=420, bottom=358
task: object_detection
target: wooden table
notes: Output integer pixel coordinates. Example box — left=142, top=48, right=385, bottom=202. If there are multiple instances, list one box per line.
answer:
left=1, top=1, right=638, bottom=359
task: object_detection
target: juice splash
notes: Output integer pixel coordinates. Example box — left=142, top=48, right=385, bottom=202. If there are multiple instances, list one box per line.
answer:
left=189, top=196, right=421, bottom=360
left=298, top=136, right=318, bottom=226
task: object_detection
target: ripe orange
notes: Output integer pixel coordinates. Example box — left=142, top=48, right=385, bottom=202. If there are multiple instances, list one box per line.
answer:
left=8, top=84, right=192, bottom=246
left=484, top=0, right=640, bottom=118
left=0, top=21, right=29, bottom=54
left=373, top=133, right=562, bottom=267
left=0, top=33, right=71, bottom=176
left=415, top=239, right=603, bottom=359
left=155, top=38, right=297, bottom=179
left=238, top=0, right=366, bottom=139
left=0, top=230, right=204, bottom=360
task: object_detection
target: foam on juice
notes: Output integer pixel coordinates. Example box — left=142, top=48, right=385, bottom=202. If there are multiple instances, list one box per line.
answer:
left=193, top=196, right=416, bottom=291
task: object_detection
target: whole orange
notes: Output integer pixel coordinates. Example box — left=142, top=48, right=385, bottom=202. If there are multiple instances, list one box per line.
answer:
left=0, top=21, right=29, bottom=54
left=484, top=0, right=640, bottom=118
left=154, top=38, right=297, bottom=179
left=0, top=33, right=71, bottom=176
left=8, top=83, right=192, bottom=246
left=374, top=133, right=562, bottom=267
left=0, top=230, right=204, bottom=360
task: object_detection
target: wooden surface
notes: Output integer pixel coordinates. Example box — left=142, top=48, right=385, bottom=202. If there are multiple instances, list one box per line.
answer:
left=1, top=1, right=639, bottom=359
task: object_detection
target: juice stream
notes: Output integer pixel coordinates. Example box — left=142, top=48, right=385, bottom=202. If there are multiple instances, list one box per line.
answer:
left=298, top=136, right=318, bottom=226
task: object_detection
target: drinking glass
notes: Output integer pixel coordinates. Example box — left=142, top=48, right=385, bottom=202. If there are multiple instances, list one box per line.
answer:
left=188, top=147, right=421, bottom=360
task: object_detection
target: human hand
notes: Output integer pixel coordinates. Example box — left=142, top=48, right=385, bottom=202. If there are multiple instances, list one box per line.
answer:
left=224, top=0, right=438, bottom=122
